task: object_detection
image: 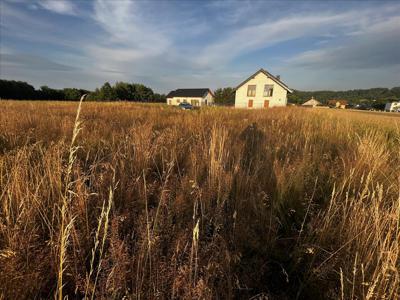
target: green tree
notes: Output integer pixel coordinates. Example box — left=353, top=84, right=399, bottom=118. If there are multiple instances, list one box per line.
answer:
left=63, top=88, right=81, bottom=100
left=0, top=80, right=36, bottom=99
left=38, top=86, right=64, bottom=100
left=152, top=93, right=166, bottom=103
left=133, top=83, right=154, bottom=102
left=99, top=82, right=117, bottom=101
left=114, top=82, right=132, bottom=100
left=214, top=87, right=235, bottom=105
left=86, top=88, right=100, bottom=101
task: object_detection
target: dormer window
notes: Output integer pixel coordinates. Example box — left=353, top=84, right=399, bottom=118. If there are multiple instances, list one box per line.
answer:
left=263, top=84, right=274, bottom=97
left=247, top=85, right=256, bottom=97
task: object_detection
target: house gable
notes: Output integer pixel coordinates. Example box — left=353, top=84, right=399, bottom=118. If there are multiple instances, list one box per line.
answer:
left=234, top=69, right=292, bottom=93
left=234, top=70, right=290, bottom=108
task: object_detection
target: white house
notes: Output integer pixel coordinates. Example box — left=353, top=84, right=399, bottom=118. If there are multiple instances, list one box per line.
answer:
left=384, top=102, right=400, bottom=112
left=166, top=89, right=214, bottom=107
left=234, top=69, right=292, bottom=108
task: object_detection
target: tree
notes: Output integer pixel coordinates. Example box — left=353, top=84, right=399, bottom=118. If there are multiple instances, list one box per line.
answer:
left=391, top=87, right=400, bottom=98
left=152, top=93, right=166, bottom=103
left=0, top=80, right=36, bottom=99
left=114, top=82, right=132, bottom=100
left=63, top=88, right=82, bottom=100
left=214, top=87, right=235, bottom=105
left=38, top=86, right=64, bottom=100
left=86, top=88, right=100, bottom=101
left=133, top=83, right=154, bottom=102
left=98, top=82, right=117, bottom=101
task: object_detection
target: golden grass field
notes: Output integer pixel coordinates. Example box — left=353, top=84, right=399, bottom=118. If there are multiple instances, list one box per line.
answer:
left=0, top=101, right=399, bottom=299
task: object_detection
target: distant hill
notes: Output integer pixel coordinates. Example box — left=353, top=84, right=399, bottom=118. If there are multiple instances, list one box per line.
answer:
left=288, top=87, right=400, bottom=105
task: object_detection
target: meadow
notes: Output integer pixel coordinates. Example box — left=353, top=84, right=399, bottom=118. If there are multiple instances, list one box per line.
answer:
left=0, top=101, right=399, bottom=299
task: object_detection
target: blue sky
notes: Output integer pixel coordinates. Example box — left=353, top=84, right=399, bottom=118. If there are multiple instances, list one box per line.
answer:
left=1, top=0, right=399, bottom=93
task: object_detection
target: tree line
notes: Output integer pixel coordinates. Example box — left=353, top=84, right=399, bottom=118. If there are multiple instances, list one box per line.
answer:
left=87, top=82, right=165, bottom=102
left=0, top=80, right=166, bottom=102
left=0, top=80, right=91, bottom=101
left=288, top=87, right=400, bottom=105
left=1, top=79, right=398, bottom=106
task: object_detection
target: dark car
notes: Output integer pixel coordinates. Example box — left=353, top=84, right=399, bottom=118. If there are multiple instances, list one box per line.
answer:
left=355, top=104, right=372, bottom=111
left=178, top=102, right=193, bottom=110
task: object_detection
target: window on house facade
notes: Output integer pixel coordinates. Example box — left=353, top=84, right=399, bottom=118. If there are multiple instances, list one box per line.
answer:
left=176, top=99, right=181, bottom=103
left=263, top=84, right=274, bottom=97
left=247, top=85, right=256, bottom=97
left=183, top=99, right=187, bottom=103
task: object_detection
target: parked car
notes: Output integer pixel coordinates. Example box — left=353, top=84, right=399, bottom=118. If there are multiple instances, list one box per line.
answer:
left=178, top=102, right=194, bottom=110
left=354, top=104, right=372, bottom=110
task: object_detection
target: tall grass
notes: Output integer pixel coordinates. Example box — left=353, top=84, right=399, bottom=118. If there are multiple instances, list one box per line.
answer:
left=58, top=94, right=86, bottom=300
left=0, top=101, right=399, bottom=299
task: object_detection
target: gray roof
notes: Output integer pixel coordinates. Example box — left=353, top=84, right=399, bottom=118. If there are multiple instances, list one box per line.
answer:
left=166, top=88, right=212, bottom=98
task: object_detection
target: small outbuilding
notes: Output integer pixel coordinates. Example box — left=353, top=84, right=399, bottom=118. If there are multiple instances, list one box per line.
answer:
left=302, top=97, right=321, bottom=107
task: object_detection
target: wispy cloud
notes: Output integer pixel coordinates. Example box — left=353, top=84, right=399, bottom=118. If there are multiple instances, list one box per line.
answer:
left=1, top=2, right=49, bottom=29
left=196, top=4, right=400, bottom=67
left=1, top=0, right=399, bottom=91
left=86, top=0, right=170, bottom=74
left=288, top=15, right=400, bottom=69
left=38, top=0, right=77, bottom=15
left=2, top=53, right=77, bottom=71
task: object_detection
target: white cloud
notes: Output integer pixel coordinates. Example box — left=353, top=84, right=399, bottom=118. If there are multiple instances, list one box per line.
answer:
left=288, top=15, right=400, bottom=69
left=93, top=0, right=168, bottom=50
left=206, top=0, right=258, bottom=25
left=87, top=0, right=170, bottom=74
left=84, top=1, right=400, bottom=91
left=195, top=4, right=400, bottom=68
left=1, top=2, right=49, bottom=29
left=2, top=53, right=76, bottom=71
left=1, top=0, right=400, bottom=92
left=39, top=0, right=77, bottom=15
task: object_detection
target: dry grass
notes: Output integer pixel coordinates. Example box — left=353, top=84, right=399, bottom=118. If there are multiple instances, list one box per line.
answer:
left=0, top=101, right=399, bottom=299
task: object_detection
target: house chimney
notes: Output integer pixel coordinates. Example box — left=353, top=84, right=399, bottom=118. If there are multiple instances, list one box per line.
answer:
left=276, top=75, right=281, bottom=80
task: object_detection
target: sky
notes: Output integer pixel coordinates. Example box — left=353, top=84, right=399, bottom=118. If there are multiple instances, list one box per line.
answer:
left=1, top=0, right=399, bottom=93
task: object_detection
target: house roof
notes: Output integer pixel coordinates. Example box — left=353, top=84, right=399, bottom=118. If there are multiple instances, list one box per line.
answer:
left=327, top=99, right=348, bottom=105
left=234, top=68, right=293, bottom=93
left=166, top=88, right=213, bottom=98
left=302, top=98, right=321, bottom=106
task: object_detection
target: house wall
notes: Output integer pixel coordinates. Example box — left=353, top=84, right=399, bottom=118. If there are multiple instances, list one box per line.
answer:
left=385, top=102, right=400, bottom=112
left=204, top=92, right=214, bottom=105
left=167, top=97, right=202, bottom=106
left=167, top=91, right=214, bottom=107
left=234, top=72, right=288, bottom=108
